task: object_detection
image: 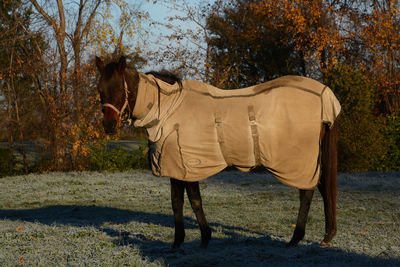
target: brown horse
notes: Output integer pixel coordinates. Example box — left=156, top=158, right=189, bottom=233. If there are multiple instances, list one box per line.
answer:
left=95, top=56, right=339, bottom=248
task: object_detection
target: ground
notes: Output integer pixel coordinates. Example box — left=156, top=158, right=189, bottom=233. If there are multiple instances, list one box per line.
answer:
left=0, top=170, right=399, bottom=266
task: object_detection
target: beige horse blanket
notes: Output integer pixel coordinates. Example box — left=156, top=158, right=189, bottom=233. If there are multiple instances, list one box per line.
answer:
left=132, top=73, right=341, bottom=189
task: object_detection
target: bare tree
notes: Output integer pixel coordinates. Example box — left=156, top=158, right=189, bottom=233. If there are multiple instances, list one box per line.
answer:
left=25, top=0, right=147, bottom=169
left=146, top=0, right=215, bottom=81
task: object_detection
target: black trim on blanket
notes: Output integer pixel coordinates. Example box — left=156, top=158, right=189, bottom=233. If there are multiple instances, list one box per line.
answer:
left=187, top=84, right=321, bottom=99
left=140, top=73, right=321, bottom=99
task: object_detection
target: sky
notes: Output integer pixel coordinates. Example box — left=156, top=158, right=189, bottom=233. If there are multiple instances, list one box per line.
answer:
left=135, top=0, right=209, bottom=73
left=140, top=0, right=204, bottom=26
left=139, top=0, right=204, bottom=43
left=141, top=0, right=171, bottom=23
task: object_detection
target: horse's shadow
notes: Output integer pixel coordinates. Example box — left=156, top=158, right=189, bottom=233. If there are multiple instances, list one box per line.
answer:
left=0, top=204, right=262, bottom=235
left=1, top=205, right=399, bottom=266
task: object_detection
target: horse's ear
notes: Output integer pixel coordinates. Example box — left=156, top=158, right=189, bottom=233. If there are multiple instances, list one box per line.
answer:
left=95, top=56, right=104, bottom=72
left=117, top=56, right=126, bottom=73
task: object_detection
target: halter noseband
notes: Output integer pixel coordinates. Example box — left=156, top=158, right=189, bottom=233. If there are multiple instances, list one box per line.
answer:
left=102, top=76, right=130, bottom=119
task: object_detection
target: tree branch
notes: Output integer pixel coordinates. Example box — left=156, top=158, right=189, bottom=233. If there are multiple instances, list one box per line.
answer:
left=29, top=0, right=55, bottom=27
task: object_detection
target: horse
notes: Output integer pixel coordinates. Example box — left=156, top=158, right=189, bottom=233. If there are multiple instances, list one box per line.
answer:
left=95, top=56, right=340, bottom=248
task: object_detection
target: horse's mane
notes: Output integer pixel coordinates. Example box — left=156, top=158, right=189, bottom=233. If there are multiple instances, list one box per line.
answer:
left=103, top=59, right=181, bottom=88
left=146, top=70, right=182, bottom=87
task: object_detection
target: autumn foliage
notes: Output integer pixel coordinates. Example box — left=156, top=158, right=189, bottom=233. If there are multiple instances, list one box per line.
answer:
left=1, top=0, right=399, bottom=173
left=203, top=0, right=399, bottom=171
left=0, top=0, right=146, bottom=173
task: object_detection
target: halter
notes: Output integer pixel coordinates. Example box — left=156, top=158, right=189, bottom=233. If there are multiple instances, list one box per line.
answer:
left=102, top=76, right=130, bottom=119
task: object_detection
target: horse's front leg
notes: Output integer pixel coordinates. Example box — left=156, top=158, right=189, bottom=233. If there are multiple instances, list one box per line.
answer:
left=287, top=189, right=315, bottom=247
left=170, top=178, right=185, bottom=249
left=185, top=181, right=212, bottom=248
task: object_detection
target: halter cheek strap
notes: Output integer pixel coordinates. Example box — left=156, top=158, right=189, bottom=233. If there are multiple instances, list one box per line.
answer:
left=103, top=103, right=123, bottom=115
left=102, top=77, right=130, bottom=118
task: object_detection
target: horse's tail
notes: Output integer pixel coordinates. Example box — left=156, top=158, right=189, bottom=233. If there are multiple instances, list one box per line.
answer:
left=318, top=123, right=338, bottom=245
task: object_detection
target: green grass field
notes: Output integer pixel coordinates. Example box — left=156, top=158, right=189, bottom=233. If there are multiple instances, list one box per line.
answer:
left=0, top=170, right=399, bottom=266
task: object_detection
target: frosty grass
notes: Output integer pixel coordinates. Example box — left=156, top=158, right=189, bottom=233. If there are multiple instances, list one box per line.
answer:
left=0, top=170, right=399, bottom=266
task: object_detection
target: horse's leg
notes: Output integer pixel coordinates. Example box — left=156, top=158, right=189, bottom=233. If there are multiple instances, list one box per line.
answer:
left=170, top=178, right=185, bottom=249
left=287, top=189, right=315, bottom=247
left=185, top=181, right=212, bottom=248
left=318, top=123, right=338, bottom=246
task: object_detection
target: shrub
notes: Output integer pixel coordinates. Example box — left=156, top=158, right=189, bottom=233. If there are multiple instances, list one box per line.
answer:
left=0, top=148, right=12, bottom=177
left=0, top=147, right=24, bottom=177
left=324, top=64, right=390, bottom=172
left=378, top=115, right=400, bottom=171
left=87, top=141, right=149, bottom=172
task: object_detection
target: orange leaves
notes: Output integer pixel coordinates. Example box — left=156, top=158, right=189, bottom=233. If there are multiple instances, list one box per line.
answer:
left=248, top=0, right=343, bottom=72
left=356, top=2, right=400, bottom=113
left=17, top=226, right=24, bottom=232
left=72, top=140, right=81, bottom=154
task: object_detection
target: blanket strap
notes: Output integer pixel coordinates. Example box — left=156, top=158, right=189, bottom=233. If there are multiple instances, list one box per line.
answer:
left=248, top=105, right=261, bottom=166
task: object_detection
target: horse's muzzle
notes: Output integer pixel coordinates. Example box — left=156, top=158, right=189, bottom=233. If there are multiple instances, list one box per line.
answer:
left=103, top=120, right=118, bottom=135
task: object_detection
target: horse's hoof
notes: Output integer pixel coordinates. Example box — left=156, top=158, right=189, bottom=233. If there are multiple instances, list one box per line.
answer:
left=286, top=233, right=302, bottom=247
left=200, top=235, right=211, bottom=248
left=320, top=241, right=331, bottom=247
left=172, top=241, right=183, bottom=250
left=200, top=227, right=212, bottom=248
left=320, top=231, right=336, bottom=247
left=286, top=239, right=299, bottom=247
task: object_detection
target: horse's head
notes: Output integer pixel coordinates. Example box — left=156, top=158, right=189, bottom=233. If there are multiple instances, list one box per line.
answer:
left=95, top=56, right=138, bottom=135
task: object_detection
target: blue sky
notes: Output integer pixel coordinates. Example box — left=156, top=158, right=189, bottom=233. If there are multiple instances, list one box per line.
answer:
left=139, top=0, right=203, bottom=40
left=136, top=0, right=209, bottom=72
left=140, top=0, right=205, bottom=24
left=141, top=1, right=171, bottom=23
left=107, top=0, right=214, bottom=75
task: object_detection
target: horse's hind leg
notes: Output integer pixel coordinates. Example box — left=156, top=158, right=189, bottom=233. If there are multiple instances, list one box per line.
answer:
left=287, top=189, right=315, bottom=247
left=185, top=181, right=212, bottom=248
left=318, top=179, right=337, bottom=246
left=170, top=178, right=185, bottom=249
